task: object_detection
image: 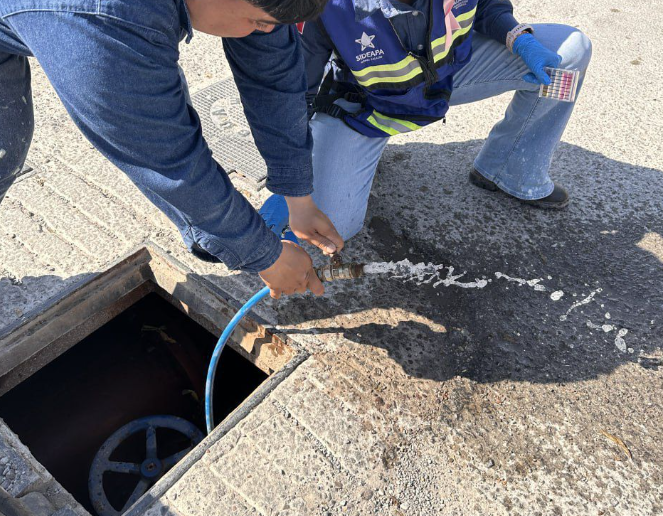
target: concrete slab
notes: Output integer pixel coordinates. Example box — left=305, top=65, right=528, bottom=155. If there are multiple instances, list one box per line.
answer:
left=0, top=432, right=41, bottom=497
left=0, top=0, right=661, bottom=515
left=166, top=463, right=259, bottom=516
left=16, top=492, right=54, bottom=516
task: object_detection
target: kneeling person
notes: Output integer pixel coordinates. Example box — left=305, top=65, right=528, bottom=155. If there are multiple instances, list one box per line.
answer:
left=302, top=0, right=592, bottom=240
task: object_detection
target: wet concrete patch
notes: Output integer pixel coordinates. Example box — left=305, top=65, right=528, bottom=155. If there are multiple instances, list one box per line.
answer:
left=270, top=139, right=663, bottom=512
left=273, top=140, right=663, bottom=442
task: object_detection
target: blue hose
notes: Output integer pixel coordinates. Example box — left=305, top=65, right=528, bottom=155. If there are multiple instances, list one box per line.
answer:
left=205, top=194, right=294, bottom=434
left=204, top=285, right=271, bottom=434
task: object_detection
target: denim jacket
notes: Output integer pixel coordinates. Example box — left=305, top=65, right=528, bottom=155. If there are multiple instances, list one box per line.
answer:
left=0, top=0, right=313, bottom=272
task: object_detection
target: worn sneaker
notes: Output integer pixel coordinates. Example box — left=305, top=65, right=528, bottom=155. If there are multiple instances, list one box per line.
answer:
left=469, top=168, right=569, bottom=210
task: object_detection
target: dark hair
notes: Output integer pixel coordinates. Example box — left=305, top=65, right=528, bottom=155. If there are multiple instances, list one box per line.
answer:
left=248, top=0, right=329, bottom=24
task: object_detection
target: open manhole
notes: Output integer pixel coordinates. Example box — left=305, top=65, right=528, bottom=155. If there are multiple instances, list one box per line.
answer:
left=0, top=246, right=299, bottom=515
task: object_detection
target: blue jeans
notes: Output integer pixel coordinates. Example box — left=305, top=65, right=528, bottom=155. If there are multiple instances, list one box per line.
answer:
left=310, top=24, right=592, bottom=240
left=0, top=0, right=313, bottom=273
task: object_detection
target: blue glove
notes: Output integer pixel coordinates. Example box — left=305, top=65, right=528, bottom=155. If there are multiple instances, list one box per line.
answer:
left=512, top=33, right=562, bottom=85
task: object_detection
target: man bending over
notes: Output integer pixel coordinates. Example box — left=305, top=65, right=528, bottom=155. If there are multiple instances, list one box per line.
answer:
left=0, top=0, right=343, bottom=299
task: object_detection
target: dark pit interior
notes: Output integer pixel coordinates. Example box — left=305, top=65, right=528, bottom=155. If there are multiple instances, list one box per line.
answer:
left=0, top=292, right=268, bottom=515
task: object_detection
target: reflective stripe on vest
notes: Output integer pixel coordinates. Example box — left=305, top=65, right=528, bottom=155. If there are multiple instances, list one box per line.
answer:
left=366, top=110, right=424, bottom=135
left=318, top=0, right=478, bottom=138
left=352, top=7, right=477, bottom=91
left=353, top=55, right=422, bottom=88
left=431, top=7, right=476, bottom=64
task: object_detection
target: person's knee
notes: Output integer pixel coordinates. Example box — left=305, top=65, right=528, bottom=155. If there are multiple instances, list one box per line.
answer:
left=338, top=219, right=364, bottom=242
left=313, top=205, right=363, bottom=242
left=560, top=29, right=592, bottom=72
left=312, top=195, right=365, bottom=242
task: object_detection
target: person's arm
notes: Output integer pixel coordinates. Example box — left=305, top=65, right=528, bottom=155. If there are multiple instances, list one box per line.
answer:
left=224, top=25, right=343, bottom=256
left=26, top=23, right=284, bottom=274
left=473, top=0, right=519, bottom=44
left=301, top=20, right=334, bottom=102
left=223, top=25, right=313, bottom=198
left=474, top=0, right=562, bottom=85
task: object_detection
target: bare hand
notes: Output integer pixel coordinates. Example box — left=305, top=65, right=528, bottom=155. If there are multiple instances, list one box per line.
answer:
left=285, top=196, right=344, bottom=256
left=258, top=240, right=325, bottom=299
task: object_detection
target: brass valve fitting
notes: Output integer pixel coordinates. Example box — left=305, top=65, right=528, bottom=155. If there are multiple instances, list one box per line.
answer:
left=314, top=254, right=365, bottom=282
left=315, top=262, right=365, bottom=282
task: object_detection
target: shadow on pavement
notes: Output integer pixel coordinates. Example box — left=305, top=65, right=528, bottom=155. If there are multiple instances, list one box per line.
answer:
left=275, top=141, right=663, bottom=384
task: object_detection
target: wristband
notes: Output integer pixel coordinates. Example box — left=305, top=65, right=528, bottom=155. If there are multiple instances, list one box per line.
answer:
left=506, top=23, right=534, bottom=53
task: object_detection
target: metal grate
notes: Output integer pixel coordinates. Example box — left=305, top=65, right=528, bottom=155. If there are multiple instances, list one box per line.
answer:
left=192, top=78, right=267, bottom=189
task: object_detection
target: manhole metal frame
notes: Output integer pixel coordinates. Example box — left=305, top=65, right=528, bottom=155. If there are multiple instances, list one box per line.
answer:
left=0, top=244, right=300, bottom=396
left=0, top=243, right=308, bottom=515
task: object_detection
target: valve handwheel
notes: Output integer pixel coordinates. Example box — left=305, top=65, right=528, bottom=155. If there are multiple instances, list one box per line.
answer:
left=89, top=416, right=204, bottom=516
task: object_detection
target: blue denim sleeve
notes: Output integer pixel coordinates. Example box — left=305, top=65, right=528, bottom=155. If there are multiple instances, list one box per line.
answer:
left=223, top=25, right=314, bottom=197
left=474, top=0, right=519, bottom=44
left=6, top=11, right=282, bottom=273
left=301, top=20, right=333, bottom=97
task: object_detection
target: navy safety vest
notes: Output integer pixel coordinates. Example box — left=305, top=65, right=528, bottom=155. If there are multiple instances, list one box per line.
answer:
left=317, top=0, right=478, bottom=137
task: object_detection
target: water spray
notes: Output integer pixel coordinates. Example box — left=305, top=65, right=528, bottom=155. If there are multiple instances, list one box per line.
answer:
left=205, top=195, right=628, bottom=433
